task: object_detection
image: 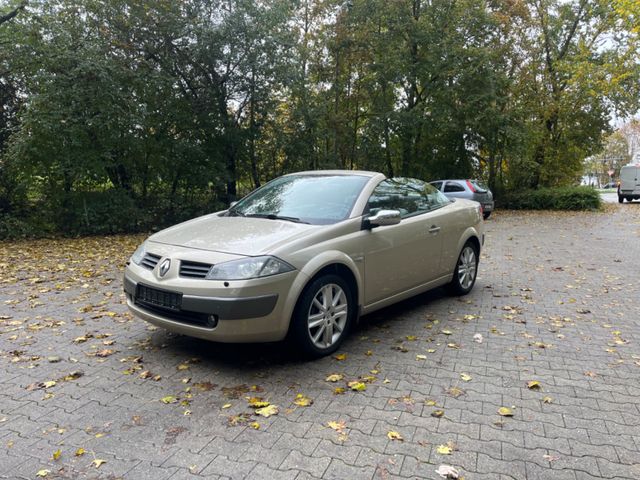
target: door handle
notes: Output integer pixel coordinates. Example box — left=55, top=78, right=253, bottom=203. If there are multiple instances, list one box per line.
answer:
left=429, top=225, right=441, bottom=234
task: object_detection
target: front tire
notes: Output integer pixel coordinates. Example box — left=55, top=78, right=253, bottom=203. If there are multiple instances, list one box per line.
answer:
left=449, top=241, right=479, bottom=296
left=483, top=211, right=491, bottom=220
left=290, top=274, right=355, bottom=357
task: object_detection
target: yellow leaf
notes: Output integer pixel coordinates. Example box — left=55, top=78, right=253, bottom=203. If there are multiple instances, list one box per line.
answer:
left=498, top=407, right=514, bottom=417
left=92, top=459, right=106, bottom=468
left=327, top=420, right=346, bottom=432
left=325, top=374, right=343, bottom=382
left=460, top=373, right=472, bottom=382
left=387, top=431, right=403, bottom=441
left=255, top=404, right=279, bottom=417
left=425, top=399, right=437, bottom=406
left=416, top=354, right=427, bottom=360
left=333, top=387, right=346, bottom=395
left=249, top=422, right=260, bottom=430
left=36, top=470, right=50, bottom=478
left=177, top=363, right=190, bottom=371
left=293, top=394, right=313, bottom=407
left=74, top=448, right=85, bottom=456
left=365, top=350, right=373, bottom=356
left=527, top=380, right=542, bottom=390
left=247, top=397, right=270, bottom=408
left=52, top=449, right=61, bottom=461
left=431, top=410, right=445, bottom=418
left=406, top=335, right=418, bottom=341
left=436, top=444, right=452, bottom=455
left=334, top=353, right=347, bottom=361
left=347, top=381, right=366, bottom=392
left=426, top=348, right=436, bottom=353
left=441, top=329, right=453, bottom=335
left=161, top=396, right=177, bottom=404
left=221, top=403, right=232, bottom=409
left=43, top=381, right=56, bottom=389
left=542, top=396, right=553, bottom=404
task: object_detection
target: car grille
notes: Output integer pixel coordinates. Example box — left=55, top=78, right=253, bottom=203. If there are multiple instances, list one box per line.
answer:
left=140, top=253, right=161, bottom=270
left=179, top=260, right=212, bottom=279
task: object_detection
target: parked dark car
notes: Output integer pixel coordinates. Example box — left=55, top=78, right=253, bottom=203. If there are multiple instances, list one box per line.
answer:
left=430, top=180, right=494, bottom=219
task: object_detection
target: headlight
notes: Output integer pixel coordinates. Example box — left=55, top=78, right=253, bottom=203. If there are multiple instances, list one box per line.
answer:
left=205, top=256, right=294, bottom=280
left=130, top=241, right=147, bottom=265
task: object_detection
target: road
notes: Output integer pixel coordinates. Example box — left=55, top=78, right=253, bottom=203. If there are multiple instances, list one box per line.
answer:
left=1, top=206, right=640, bottom=479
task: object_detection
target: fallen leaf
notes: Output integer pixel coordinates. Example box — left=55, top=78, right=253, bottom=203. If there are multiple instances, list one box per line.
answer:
left=473, top=333, right=483, bottom=343
left=431, top=410, right=445, bottom=418
left=542, top=396, right=553, bottom=404
left=325, top=374, right=344, bottom=382
left=333, top=387, right=346, bottom=395
left=177, top=363, right=190, bottom=371
left=293, top=394, right=313, bottom=407
left=92, top=459, right=106, bottom=468
left=334, top=353, right=347, bottom=361
left=52, top=449, right=61, bottom=461
left=36, top=470, right=50, bottom=478
left=460, top=373, right=472, bottom=382
left=247, top=397, right=270, bottom=408
left=416, top=354, right=427, bottom=360
left=406, top=335, right=418, bottom=341
left=498, top=407, right=514, bottom=417
left=441, top=330, right=453, bottom=335
left=347, top=381, right=366, bottom=392
left=387, top=431, right=403, bottom=441
left=526, top=380, right=542, bottom=390
left=255, top=404, right=279, bottom=417
left=436, top=444, right=452, bottom=455
left=75, top=448, right=85, bottom=456
left=161, top=396, right=177, bottom=404
left=446, top=386, right=465, bottom=398
left=221, top=403, right=232, bottom=409
left=327, top=420, right=346, bottom=432
left=95, top=349, right=116, bottom=357
left=249, top=422, right=260, bottom=430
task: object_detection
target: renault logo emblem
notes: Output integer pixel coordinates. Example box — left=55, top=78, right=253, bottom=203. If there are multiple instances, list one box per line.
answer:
left=159, top=258, right=171, bottom=277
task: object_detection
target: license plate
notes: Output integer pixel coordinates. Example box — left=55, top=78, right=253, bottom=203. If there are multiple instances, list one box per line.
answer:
left=135, top=284, right=182, bottom=311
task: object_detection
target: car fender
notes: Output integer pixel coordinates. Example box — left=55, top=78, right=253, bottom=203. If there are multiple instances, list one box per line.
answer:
left=458, top=226, right=482, bottom=255
left=279, top=251, right=364, bottom=333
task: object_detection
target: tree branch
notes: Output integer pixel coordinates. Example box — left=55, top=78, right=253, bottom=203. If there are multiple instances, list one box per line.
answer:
left=0, top=1, right=27, bottom=26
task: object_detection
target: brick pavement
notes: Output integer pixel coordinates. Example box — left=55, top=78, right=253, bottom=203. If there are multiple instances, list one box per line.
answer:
left=1, top=205, right=639, bottom=479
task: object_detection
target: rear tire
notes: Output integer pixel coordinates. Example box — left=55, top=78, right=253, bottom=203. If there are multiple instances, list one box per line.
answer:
left=448, top=241, right=479, bottom=296
left=289, top=274, right=355, bottom=358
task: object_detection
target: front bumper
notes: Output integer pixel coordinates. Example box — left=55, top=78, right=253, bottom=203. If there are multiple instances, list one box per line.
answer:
left=123, top=265, right=297, bottom=342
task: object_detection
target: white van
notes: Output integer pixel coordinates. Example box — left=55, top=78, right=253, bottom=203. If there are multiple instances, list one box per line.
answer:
left=618, top=164, right=640, bottom=203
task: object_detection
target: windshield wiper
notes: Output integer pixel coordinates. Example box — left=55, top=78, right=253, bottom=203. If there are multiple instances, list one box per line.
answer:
left=227, top=209, right=245, bottom=217
left=245, top=213, right=309, bottom=224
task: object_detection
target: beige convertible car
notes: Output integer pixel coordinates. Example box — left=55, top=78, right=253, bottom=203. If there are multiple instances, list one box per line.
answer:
left=124, top=171, right=484, bottom=357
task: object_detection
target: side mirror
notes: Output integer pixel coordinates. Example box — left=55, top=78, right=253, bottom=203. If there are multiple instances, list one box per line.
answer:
left=229, top=201, right=238, bottom=208
left=367, top=209, right=401, bottom=228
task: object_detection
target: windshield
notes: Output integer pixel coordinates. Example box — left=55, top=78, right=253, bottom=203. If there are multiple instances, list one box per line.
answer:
left=228, top=174, right=370, bottom=225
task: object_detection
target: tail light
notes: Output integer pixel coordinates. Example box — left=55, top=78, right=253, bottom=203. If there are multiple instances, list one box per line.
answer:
left=478, top=204, right=484, bottom=218
left=466, top=180, right=476, bottom=192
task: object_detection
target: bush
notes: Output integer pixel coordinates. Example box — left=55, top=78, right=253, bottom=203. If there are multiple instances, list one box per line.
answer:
left=0, top=213, right=45, bottom=239
left=500, top=186, right=601, bottom=211
left=51, top=189, right=143, bottom=236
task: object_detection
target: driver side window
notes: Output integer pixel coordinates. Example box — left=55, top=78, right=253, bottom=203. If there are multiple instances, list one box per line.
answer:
left=367, top=178, right=449, bottom=219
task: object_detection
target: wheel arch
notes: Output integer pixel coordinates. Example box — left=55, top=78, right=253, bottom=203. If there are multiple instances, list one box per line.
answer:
left=281, top=252, right=363, bottom=335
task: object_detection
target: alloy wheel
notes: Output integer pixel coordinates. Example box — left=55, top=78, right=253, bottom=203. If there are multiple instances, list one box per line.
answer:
left=457, top=246, right=477, bottom=290
left=307, top=283, right=348, bottom=349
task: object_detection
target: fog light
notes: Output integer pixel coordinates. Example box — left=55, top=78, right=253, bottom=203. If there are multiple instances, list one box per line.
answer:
left=207, top=315, right=219, bottom=328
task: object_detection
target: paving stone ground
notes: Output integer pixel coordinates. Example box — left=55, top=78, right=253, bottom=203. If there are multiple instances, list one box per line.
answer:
left=1, top=205, right=640, bottom=480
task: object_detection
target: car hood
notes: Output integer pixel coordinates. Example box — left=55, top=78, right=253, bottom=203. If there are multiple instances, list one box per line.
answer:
left=149, top=213, right=319, bottom=256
